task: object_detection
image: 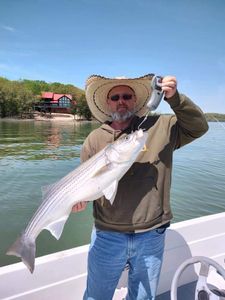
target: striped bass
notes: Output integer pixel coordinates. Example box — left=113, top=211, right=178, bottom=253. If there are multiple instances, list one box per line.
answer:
left=6, top=129, right=148, bottom=273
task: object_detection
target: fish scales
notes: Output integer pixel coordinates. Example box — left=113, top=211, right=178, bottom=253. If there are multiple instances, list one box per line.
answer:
left=25, top=148, right=108, bottom=236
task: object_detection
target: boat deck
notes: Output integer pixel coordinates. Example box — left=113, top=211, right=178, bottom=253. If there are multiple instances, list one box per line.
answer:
left=157, top=281, right=196, bottom=300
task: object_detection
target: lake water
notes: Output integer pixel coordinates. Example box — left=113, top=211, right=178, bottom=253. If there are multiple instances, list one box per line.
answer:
left=0, top=120, right=224, bottom=267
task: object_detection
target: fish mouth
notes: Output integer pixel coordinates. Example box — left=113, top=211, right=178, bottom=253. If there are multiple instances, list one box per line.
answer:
left=136, top=129, right=144, bottom=137
left=134, top=129, right=145, bottom=141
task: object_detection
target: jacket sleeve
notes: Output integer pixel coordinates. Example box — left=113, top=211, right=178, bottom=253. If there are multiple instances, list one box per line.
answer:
left=165, top=91, right=209, bottom=149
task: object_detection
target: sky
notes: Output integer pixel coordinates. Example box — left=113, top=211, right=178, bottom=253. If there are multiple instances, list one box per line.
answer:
left=0, top=0, right=225, bottom=113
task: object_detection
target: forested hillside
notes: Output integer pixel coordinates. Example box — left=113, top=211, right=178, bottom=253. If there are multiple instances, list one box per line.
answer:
left=0, top=77, right=87, bottom=118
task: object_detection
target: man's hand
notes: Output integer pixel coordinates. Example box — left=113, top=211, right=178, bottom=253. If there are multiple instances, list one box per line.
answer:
left=71, top=202, right=87, bottom=213
left=162, top=76, right=177, bottom=99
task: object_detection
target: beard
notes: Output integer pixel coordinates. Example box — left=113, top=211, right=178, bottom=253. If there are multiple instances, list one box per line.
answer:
left=110, top=109, right=135, bottom=122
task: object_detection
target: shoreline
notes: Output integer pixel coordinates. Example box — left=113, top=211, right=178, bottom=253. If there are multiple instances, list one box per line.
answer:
left=1, top=112, right=224, bottom=123
left=0, top=113, right=95, bottom=123
left=0, top=117, right=223, bottom=123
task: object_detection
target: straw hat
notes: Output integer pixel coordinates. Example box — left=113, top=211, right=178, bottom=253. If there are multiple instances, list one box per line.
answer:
left=85, top=74, right=154, bottom=123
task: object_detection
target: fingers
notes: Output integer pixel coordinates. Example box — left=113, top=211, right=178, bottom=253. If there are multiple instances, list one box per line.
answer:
left=161, top=76, right=177, bottom=99
left=71, top=202, right=87, bottom=213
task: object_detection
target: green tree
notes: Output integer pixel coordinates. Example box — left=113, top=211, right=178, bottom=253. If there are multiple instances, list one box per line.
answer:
left=72, top=94, right=92, bottom=120
left=22, top=80, right=50, bottom=95
left=0, top=78, right=35, bottom=117
left=0, top=76, right=86, bottom=118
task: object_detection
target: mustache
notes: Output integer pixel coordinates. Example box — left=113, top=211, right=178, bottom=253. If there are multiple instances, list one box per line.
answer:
left=117, top=104, right=128, bottom=109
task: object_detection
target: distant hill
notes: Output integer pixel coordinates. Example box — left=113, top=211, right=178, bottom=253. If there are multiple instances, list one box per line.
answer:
left=0, top=76, right=86, bottom=118
left=0, top=76, right=84, bottom=98
left=205, top=113, right=225, bottom=122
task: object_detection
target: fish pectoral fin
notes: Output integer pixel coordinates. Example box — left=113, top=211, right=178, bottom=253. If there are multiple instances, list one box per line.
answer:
left=44, top=215, right=69, bottom=240
left=103, top=180, right=118, bottom=205
left=93, top=164, right=111, bottom=177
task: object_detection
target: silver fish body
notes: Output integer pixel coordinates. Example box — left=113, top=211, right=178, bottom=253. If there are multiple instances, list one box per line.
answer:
left=6, top=129, right=148, bottom=273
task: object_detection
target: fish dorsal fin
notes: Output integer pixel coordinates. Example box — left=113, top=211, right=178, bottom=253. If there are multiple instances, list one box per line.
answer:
left=44, top=215, right=69, bottom=240
left=103, top=180, right=118, bottom=205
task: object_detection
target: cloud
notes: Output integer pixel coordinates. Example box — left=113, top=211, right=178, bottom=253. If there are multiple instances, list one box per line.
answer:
left=0, top=49, right=37, bottom=58
left=1, top=25, right=16, bottom=32
left=0, top=62, right=50, bottom=81
left=0, top=63, right=12, bottom=71
left=0, top=63, right=28, bottom=76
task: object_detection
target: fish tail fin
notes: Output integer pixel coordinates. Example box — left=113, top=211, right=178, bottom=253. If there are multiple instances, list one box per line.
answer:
left=6, top=233, right=36, bottom=273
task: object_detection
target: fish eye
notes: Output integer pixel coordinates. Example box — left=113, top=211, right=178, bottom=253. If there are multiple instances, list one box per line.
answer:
left=124, top=135, right=130, bottom=141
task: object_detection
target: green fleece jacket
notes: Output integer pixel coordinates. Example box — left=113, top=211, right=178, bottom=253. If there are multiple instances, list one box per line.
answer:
left=81, top=92, right=209, bottom=232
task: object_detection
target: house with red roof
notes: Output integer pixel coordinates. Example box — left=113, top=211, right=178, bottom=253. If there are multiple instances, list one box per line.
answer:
left=34, top=92, right=76, bottom=113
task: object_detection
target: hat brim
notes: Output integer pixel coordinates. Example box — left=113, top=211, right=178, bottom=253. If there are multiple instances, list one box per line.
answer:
left=85, top=74, right=154, bottom=123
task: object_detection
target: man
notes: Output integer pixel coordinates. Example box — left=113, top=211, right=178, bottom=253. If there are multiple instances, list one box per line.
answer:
left=72, top=74, right=208, bottom=300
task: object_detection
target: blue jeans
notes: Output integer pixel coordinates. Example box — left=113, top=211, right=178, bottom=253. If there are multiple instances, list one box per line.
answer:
left=83, top=227, right=166, bottom=300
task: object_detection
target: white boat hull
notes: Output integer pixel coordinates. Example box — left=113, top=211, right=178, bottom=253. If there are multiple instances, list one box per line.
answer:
left=1, top=212, right=225, bottom=300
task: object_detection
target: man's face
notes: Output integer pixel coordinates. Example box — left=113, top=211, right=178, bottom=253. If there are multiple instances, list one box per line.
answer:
left=107, top=85, right=137, bottom=122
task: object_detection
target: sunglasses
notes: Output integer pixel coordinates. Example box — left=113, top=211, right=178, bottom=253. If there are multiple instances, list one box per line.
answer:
left=109, top=94, right=133, bottom=101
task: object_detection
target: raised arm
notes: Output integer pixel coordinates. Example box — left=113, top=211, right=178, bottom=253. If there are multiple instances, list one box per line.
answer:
left=162, top=75, right=208, bottom=148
